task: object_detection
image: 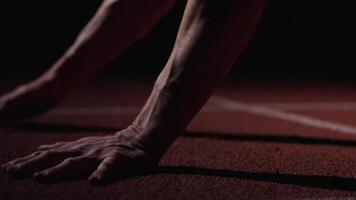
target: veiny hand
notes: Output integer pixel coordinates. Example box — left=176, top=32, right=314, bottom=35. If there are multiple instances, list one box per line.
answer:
left=1, top=128, right=160, bottom=185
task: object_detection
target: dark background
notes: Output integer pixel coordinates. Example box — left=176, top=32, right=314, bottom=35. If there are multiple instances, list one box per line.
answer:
left=0, top=0, right=355, bottom=80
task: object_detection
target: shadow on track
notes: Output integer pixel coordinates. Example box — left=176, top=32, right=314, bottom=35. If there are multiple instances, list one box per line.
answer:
left=87, top=166, right=356, bottom=191
left=6, top=164, right=356, bottom=191
left=183, top=132, right=356, bottom=147
left=154, top=166, right=356, bottom=191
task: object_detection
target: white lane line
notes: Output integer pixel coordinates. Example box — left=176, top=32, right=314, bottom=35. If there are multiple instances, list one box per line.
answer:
left=48, top=96, right=356, bottom=116
left=47, top=96, right=356, bottom=135
left=48, top=102, right=356, bottom=115
left=212, top=96, right=356, bottom=136
left=256, top=102, right=356, bottom=111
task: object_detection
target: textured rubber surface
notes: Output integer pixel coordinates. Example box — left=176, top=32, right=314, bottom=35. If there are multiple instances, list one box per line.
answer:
left=1, top=76, right=356, bottom=200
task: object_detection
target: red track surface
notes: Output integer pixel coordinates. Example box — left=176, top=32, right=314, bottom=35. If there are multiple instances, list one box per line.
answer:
left=1, top=76, right=356, bottom=200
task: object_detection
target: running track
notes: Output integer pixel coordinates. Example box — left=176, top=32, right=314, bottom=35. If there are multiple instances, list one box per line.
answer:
left=1, top=75, right=356, bottom=200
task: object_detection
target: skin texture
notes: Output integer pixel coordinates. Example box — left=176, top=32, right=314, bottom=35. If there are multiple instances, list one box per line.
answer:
left=1, top=0, right=268, bottom=185
left=1, top=127, right=157, bottom=184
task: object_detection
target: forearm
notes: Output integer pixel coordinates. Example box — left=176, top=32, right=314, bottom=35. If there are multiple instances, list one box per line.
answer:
left=130, top=0, right=268, bottom=154
left=39, top=0, right=176, bottom=93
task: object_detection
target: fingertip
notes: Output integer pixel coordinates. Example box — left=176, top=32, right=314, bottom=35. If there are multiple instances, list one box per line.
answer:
left=88, top=173, right=104, bottom=185
left=34, top=172, right=48, bottom=182
left=33, top=172, right=40, bottom=178
left=33, top=172, right=42, bottom=178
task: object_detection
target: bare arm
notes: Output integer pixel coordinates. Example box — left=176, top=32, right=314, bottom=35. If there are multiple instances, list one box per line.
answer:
left=2, top=0, right=267, bottom=185
left=131, top=0, right=268, bottom=155
left=46, top=0, right=177, bottom=89
left=0, top=0, right=176, bottom=119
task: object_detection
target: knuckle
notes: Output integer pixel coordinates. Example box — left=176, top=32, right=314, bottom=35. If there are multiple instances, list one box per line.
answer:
left=42, top=150, right=58, bottom=157
left=87, top=149, right=101, bottom=156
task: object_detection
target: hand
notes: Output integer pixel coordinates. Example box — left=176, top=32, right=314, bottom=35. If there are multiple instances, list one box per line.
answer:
left=1, top=127, right=160, bottom=185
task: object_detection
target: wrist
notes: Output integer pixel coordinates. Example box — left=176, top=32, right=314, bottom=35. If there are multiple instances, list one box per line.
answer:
left=117, top=123, right=182, bottom=159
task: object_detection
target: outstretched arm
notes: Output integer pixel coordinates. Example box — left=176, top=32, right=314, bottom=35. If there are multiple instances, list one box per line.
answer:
left=2, top=0, right=268, bottom=185
left=0, top=0, right=177, bottom=119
